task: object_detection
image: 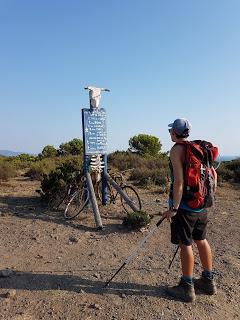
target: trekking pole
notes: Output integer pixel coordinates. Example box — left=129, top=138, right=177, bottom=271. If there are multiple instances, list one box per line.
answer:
left=104, top=217, right=166, bottom=287
left=168, top=245, right=179, bottom=270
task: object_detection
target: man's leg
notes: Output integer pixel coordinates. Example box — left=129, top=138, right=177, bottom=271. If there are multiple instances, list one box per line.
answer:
left=194, top=239, right=212, bottom=271
left=166, top=243, right=196, bottom=302
left=180, top=243, right=194, bottom=278
left=194, top=239, right=217, bottom=295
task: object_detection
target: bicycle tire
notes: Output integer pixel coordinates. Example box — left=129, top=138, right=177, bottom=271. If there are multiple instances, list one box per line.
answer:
left=120, top=185, right=142, bottom=213
left=64, top=188, right=89, bottom=220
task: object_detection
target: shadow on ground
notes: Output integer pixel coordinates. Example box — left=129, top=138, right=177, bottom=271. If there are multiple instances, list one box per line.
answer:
left=0, top=271, right=172, bottom=300
left=0, top=195, right=137, bottom=235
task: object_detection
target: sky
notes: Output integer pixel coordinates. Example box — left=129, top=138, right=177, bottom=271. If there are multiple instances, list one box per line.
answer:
left=0, top=0, right=239, bottom=156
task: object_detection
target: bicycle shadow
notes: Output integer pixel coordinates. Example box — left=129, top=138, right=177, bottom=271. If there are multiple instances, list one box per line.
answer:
left=0, top=271, right=171, bottom=300
left=0, top=195, right=135, bottom=235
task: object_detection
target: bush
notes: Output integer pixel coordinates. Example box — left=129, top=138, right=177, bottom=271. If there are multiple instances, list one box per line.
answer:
left=108, top=151, right=144, bottom=171
left=27, top=158, right=58, bottom=180
left=224, top=159, right=240, bottom=172
left=7, top=153, right=37, bottom=170
left=38, top=156, right=83, bottom=203
left=217, top=166, right=234, bottom=182
left=122, top=211, right=152, bottom=230
left=130, top=167, right=169, bottom=189
left=234, top=168, right=240, bottom=183
left=107, top=151, right=169, bottom=189
left=217, top=159, right=240, bottom=183
left=0, top=161, right=17, bottom=181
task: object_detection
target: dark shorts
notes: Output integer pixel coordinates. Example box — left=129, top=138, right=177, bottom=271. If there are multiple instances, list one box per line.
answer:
left=171, top=208, right=208, bottom=246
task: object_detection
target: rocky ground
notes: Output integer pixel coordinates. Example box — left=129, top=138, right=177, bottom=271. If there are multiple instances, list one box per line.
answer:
left=0, top=175, right=239, bottom=320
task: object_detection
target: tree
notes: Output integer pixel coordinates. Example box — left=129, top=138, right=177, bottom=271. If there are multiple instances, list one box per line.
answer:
left=59, top=138, right=83, bottom=156
left=129, top=134, right=162, bottom=156
left=41, top=145, right=58, bottom=158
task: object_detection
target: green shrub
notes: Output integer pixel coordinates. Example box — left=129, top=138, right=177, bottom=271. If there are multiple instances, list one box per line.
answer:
left=7, top=153, right=38, bottom=170
left=217, top=166, right=234, bottom=182
left=0, top=161, right=17, bottom=181
left=217, top=159, right=240, bottom=183
left=234, top=168, right=240, bottom=183
left=27, top=158, right=58, bottom=180
left=108, top=151, right=169, bottom=189
left=38, top=156, right=83, bottom=203
left=122, top=211, right=152, bottom=230
left=224, top=159, right=240, bottom=171
left=130, top=167, right=169, bottom=188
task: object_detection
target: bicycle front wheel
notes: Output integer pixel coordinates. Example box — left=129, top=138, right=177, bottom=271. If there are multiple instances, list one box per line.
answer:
left=64, top=189, right=89, bottom=220
left=121, top=185, right=142, bottom=213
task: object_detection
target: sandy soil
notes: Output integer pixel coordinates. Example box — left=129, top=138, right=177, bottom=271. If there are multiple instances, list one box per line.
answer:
left=0, top=175, right=239, bottom=320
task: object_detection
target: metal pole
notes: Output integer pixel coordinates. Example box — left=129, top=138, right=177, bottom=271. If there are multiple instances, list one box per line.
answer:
left=168, top=245, right=179, bottom=269
left=104, top=172, right=138, bottom=212
left=102, top=154, right=108, bottom=205
left=86, top=172, right=103, bottom=230
left=104, top=217, right=165, bottom=287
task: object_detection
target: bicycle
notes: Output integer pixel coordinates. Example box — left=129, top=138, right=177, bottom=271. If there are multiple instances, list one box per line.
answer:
left=63, top=175, right=90, bottom=220
left=47, top=171, right=82, bottom=211
left=97, top=170, right=142, bottom=214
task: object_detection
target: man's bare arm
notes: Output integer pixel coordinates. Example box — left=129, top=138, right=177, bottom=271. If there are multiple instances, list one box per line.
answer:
left=170, top=145, right=184, bottom=209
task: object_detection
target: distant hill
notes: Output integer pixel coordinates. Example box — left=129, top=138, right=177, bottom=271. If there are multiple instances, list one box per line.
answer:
left=0, top=150, right=24, bottom=157
left=221, top=155, right=239, bottom=161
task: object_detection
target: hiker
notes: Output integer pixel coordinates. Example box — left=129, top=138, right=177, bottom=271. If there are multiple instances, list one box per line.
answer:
left=162, top=118, right=217, bottom=302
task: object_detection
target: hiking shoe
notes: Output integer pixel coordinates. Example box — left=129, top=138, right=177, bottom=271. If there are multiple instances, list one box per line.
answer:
left=166, top=279, right=196, bottom=302
left=194, top=277, right=217, bottom=295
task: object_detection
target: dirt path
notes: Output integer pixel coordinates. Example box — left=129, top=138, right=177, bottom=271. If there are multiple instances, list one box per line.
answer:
left=0, top=176, right=239, bottom=320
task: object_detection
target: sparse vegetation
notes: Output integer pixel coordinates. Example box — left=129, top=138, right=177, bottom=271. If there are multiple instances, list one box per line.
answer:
left=0, top=160, right=17, bottom=181
left=217, top=159, right=240, bottom=183
left=122, top=211, right=153, bottom=229
left=38, top=156, right=83, bottom=204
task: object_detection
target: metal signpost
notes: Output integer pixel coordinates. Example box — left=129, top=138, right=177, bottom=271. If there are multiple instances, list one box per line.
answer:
left=81, top=86, right=109, bottom=229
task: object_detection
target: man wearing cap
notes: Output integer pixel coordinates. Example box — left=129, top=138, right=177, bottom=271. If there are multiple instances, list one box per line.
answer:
left=162, top=118, right=217, bottom=302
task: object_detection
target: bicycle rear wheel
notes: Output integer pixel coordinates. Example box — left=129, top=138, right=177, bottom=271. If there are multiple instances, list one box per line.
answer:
left=121, top=185, right=142, bottom=213
left=64, top=188, right=89, bottom=220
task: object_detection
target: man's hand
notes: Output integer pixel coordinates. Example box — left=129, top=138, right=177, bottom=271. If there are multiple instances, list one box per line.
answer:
left=161, top=209, right=177, bottom=223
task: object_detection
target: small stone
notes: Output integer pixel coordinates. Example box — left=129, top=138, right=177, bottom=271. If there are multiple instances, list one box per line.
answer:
left=89, top=303, right=101, bottom=310
left=121, top=293, right=126, bottom=298
left=79, top=289, right=85, bottom=294
left=5, top=289, right=17, bottom=299
left=69, top=236, right=78, bottom=243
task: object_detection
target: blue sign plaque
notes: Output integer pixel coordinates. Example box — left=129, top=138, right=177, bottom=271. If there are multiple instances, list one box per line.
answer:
left=82, top=108, right=107, bottom=155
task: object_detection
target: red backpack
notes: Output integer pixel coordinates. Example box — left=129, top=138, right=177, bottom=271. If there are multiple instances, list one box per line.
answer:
left=177, top=140, right=218, bottom=209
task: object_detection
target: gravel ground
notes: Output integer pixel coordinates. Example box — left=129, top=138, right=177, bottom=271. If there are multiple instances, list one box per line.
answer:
left=0, top=175, right=239, bottom=320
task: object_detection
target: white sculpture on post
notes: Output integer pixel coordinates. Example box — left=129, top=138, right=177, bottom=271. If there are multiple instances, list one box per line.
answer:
left=84, top=86, right=110, bottom=111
